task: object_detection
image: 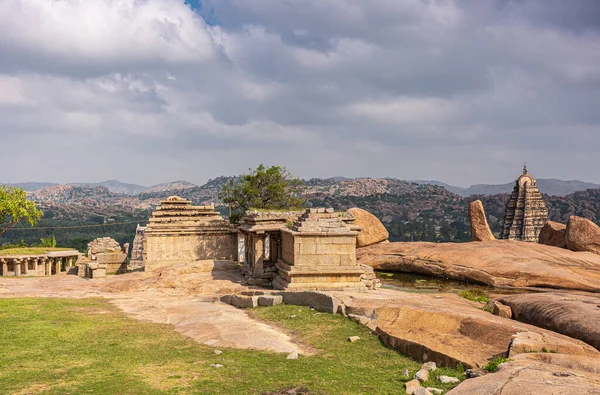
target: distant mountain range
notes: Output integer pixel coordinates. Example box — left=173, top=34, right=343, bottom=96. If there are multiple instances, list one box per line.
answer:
left=3, top=180, right=198, bottom=196
left=2, top=176, right=599, bottom=249
left=413, top=179, right=600, bottom=197
left=5, top=177, right=600, bottom=198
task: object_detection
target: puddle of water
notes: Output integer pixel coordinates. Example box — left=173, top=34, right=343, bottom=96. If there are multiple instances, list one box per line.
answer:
left=377, top=271, right=533, bottom=297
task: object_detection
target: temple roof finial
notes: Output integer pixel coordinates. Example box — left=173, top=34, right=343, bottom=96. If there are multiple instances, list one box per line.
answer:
left=523, top=161, right=528, bottom=175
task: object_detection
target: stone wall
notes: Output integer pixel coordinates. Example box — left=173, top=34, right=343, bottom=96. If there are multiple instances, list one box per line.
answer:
left=144, top=233, right=237, bottom=270
left=273, top=208, right=365, bottom=291
left=129, top=225, right=146, bottom=270
left=143, top=196, right=237, bottom=271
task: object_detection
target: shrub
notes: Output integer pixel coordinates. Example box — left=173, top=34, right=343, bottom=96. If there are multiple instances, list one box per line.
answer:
left=460, top=288, right=490, bottom=303
left=483, top=356, right=512, bottom=372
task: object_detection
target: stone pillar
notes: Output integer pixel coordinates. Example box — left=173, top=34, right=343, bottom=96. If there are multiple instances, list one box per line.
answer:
left=254, top=235, right=265, bottom=273
left=54, top=258, right=61, bottom=274
left=22, top=258, right=29, bottom=275
left=0, top=259, right=6, bottom=276
left=15, top=259, right=22, bottom=276
left=44, top=259, right=51, bottom=276
left=264, top=234, right=271, bottom=261
left=123, top=243, right=130, bottom=255
left=237, top=233, right=246, bottom=264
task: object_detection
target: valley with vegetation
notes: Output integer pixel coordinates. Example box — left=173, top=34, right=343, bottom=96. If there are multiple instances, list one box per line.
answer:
left=3, top=176, right=600, bottom=252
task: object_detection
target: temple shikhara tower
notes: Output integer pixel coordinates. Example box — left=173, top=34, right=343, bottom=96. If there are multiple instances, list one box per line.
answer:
left=500, top=164, right=548, bottom=242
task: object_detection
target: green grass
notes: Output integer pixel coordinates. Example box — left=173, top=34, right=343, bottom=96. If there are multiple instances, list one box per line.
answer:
left=460, top=288, right=490, bottom=304
left=0, top=247, right=75, bottom=256
left=483, top=356, right=512, bottom=372
left=0, top=299, right=464, bottom=394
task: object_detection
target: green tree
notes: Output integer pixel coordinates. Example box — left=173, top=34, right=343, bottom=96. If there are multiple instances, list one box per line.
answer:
left=0, top=186, right=43, bottom=236
left=40, top=234, right=57, bottom=248
left=219, top=165, right=306, bottom=223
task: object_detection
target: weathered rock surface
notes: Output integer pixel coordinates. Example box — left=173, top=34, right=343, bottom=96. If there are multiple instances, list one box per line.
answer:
left=405, top=379, right=422, bottom=395
left=347, top=207, right=389, bottom=248
left=87, top=237, right=121, bottom=255
left=332, top=289, right=599, bottom=369
left=566, top=216, right=600, bottom=255
left=539, top=221, right=567, bottom=248
left=357, top=240, right=600, bottom=292
left=498, top=293, right=600, bottom=350
left=509, top=331, right=598, bottom=357
left=492, top=301, right=512, bottom=319
left=469, top=200, right=495, bottom=241
left=447, top=353, right=600, bottom=394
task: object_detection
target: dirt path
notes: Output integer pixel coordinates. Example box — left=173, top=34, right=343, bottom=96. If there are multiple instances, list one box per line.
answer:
left=0, top=261, right=300, bottom=354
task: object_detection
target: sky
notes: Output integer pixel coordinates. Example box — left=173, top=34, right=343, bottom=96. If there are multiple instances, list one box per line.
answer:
left=1, top=0, right=599, bottom=187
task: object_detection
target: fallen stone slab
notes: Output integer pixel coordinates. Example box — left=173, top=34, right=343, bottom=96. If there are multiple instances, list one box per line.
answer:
left=498, top=293, right=600, bottom=350
left=277, top=291, right=340, bottom=314
left=357, top=240, right=600, bottom=292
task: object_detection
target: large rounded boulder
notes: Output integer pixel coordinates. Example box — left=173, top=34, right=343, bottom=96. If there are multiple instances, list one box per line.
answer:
left=566, top=216, right=600, bottom=255
left=347, top=208, right=389, bottom=248
left=539, top=221, right=567, bottom=248
left=468, top=200, right=495, bottom=242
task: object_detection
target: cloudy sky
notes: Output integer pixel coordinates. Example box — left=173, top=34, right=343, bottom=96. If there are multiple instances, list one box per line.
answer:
left=1, top=0, right=599, bottom=187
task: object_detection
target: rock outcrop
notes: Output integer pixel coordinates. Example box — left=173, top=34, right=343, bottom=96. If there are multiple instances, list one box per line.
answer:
left=357, top=240, right=600, bottom=292
left=447, top=353, right=600, bottom=394
left=538, top=221, right=567, bottom=248
left=332, top=289, right=599, bottom=370
left=87, top=237, right=121, bottom=256
left=468, top=200, right=495, bottom=241
left=566, top=216, right=600, bottom=255
left=347, top=208, right=389, bottom=248
left=497, top=293, right=600, bottom=350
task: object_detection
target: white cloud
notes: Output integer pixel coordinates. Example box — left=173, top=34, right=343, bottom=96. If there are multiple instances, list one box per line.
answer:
left=0, top=0, right=599, bottom=186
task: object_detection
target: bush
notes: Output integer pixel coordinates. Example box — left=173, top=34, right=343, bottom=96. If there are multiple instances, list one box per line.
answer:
left=460, top=288, right=490, bottom=303
left=483, top=356, right=512, bottom=372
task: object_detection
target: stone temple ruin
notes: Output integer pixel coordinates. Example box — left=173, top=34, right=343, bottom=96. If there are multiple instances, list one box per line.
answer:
left=143, top=196, right=237, bottom=271
left=139, top=198, right=376, bottom=291
left=500, top=165, right=548, bottom=242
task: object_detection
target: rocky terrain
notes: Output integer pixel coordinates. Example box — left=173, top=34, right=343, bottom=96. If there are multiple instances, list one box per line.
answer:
left=2, top=177, right=600, bottom=250
left=415, top=178, right=600, bottom=197
left=356, top=240, right=600, bottom=292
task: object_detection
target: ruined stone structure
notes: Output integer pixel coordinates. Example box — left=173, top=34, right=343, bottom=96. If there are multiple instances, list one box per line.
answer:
left=0, top=251, right=81, bottom=277
left=81, top=237, right=128, bottom=274
left=143, top=196, right=237, bottom=271
left=128, top=225, right=146, bottom=270
left=273, top=208, right=366, bottom=291
left=238, top=211, right=304, bottom=286
left=500, top=165, right=548, bottom=242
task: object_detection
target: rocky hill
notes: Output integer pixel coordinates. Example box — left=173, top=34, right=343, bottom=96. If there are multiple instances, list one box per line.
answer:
left=415, top=179, right=600, bottom=197
left=3, top=176, right=600, bottom=249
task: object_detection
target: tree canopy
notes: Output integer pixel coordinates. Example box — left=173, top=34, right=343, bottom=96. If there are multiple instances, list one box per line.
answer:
left=0, top=186, right=43, bottom=236
left=219, top=165, right=305, bottom=222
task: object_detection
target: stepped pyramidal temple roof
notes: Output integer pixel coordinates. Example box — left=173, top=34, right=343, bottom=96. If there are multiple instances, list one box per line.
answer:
left=500, top=164, right=548, bottom=242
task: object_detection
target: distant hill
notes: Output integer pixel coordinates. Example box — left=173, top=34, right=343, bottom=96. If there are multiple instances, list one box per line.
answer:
left=3, top=175, right=599, bottom=250
left=70, top=180, right=146, bottom=196
left=414, top=179, right=600, bottom=197
left=3, top=182, right=59, bottom=191
left=143, top=180, right=197, bottom=194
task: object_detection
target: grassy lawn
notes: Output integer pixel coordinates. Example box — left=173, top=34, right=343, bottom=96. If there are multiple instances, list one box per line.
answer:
left=0, top=299, right=464, bottom=394
left=0, top=248, right=76, bottom=256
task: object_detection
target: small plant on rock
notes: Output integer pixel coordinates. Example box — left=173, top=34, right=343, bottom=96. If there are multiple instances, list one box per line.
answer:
left=460, top=288, right=490, bottom=304
left=483, top=356, right=512, bottom=372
